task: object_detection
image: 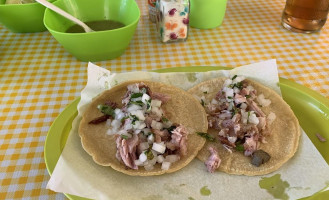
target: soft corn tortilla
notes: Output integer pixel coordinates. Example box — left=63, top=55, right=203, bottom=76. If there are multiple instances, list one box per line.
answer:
left=188, top=78, right=300, bottom=176
left=79, top=80, right=208, bottom=176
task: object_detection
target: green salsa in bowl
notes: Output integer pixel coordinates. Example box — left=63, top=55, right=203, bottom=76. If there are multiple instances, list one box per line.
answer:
left=0, top=0, right=55, bottom=33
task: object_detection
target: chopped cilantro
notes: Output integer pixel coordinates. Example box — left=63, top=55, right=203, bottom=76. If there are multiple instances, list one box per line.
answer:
left=146, top=99, right=151, bottom=111
left=247, top=111, right=251, bottom=124
left=245, top=95, right=251, bottom=98
left=203, top=91, right=208, bottom=94
left=121, top=135, right=128, bottom=139
left=129, top=100, right=144, bottom=106
left=227, top=96, right=233, bottom=99
left=130, top=114, right=139, bottom=125
left=162, top=117, right=169, bottom=123
left=140, top=87, right=147, bottom=94
left=97, top=104, right=115, bottom=118
left=232, top=75, right=237, bottom=80
left=235, top=82, right=243, bottom=89
left=131, top=93, right=143, bottom=98
left=229, top=82, right=243, bottom=90
left=166, top=126, right=177, bottom=133
left=232, top=107, right=239, bottom=116
left=196, top=132, right=215, bottom=142
left=201, top=99, right=205, bottom=106
left=120, top=116, right=129, bottom=122
left=235, top=144, right=244, bottom=152
left=145, top=149, right=154, bottom=160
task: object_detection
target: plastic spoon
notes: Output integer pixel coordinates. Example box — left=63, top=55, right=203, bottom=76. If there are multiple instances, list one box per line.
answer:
left=35, top=0, right=94, bottom=33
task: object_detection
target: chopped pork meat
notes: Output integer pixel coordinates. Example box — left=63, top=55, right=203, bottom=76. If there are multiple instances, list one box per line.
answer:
left=201, top=76, right=276, bottom=165
left=116, top=136, right=138, bottom=169
left=247, top=99, right=266, bottom=117
left=205, top=147, right=221, bottom=173
left=244, top=136, right=257, bottom=156
left=169, top=126, right=188, bottom=156
left=151, top=92, right=171, bottom=103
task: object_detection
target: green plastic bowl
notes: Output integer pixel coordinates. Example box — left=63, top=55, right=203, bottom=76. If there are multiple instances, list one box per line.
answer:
left=0, top=0, right=55, bottom=33
left=43, top=0, right=140, bottom=62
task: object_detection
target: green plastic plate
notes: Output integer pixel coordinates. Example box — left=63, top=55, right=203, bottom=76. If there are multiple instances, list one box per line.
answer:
left=44, top=66, right=329, bottom=200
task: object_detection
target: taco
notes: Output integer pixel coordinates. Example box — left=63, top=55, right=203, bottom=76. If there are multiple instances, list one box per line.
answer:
left=79, top=80, right=208, bottom=176
left=188, top=76, right=300, bottom=176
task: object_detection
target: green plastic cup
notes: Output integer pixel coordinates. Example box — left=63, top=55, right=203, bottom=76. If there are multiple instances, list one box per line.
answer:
left=190, top=0, right=227, bottom=29
left=0, top=0, right=55, bottom=33
left=43, top=0, right=140, bottom=62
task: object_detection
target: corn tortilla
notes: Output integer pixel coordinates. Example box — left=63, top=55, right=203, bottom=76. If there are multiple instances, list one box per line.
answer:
left=79, top=80, right=208, bottom=176
left=188, top=78, right=300, bottom=176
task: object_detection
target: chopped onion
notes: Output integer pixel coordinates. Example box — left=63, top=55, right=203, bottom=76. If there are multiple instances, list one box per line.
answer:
left=240, top=103, right=247, bottom=110
left=223, top=79, right=232, bottom=88
left=163, top=120, right=173, bottom=128
left=249, top=112, right=259, bottom=125
left=257, top=94, right=271, bottom=107
left=111, top=119, right=121, bottom=130
left=142, top=93, right=151, bottom=104
left=134, top=159, right=143, bottom=166
left=139, top=152, right=147, bottom=162
left=117, top=129, right=128, bottom=135
left=211, top=99, right=218, bottom=105
left=233, top=87, right=240, bottom=94
left=143, top=128, right=151, bottom=133
left=151, top=106, right=163, bottom=117
left=106, top=119, right=112, bottom=127
left=152, top=142, right=166, bottom=154
left=157, top=155, right=164, bottom=163
left=219, top=112, right=232, bottom=119
left=241, top=110, right=248, bottom=124
left=134, top=129, right=142, bottom=134
left=106, top=128, right=116, bottom=135
left=228, top=136, right=237, bottom=143
left=127, top=84, right=139, bottom=93
left=232, top=76, right=245, bottom=84
left=164, top=155, right=180, bottom=163
left=131, top=97, right=142, bottom=102
left=139, top=142, right=149, bottom=152
left=130, top=110, right=145, bottom=121
left=144, top=164, right=154, bottom=171
left=151, top=99, right=162, bottom=107
left=132, top=121, right=146, bottom=130
left=147, top=134, right=154, bottom=144
left=151, top=120, right=163, bottom=130
left=123, top=119, right=132, bottom=130
left=247, top=85, right=254, bottom=91
left=267, top=112, right=276, bottom=125
left=161, top=161, right=171, bottom=170
left=127, top=104, right=142, bottom=112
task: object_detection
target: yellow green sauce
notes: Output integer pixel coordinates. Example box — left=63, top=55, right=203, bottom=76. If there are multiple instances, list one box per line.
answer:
left=259, top=174, right=290, bottom=200
left=200, top=186, right=211, bottom=196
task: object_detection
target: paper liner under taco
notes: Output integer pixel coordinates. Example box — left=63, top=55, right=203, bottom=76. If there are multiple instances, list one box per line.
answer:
left=79, top=80, right=208, bottom=176
left=188, top=77, right=300, bottom=176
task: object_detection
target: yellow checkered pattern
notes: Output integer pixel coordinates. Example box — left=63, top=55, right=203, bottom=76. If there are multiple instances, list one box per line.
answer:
left=0, top=0, right=328, bottom=199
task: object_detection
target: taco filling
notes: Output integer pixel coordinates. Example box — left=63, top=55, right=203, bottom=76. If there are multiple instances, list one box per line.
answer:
left=89, top=82, right=188, bottom=171
left=197, top=75, right=278, bottom=172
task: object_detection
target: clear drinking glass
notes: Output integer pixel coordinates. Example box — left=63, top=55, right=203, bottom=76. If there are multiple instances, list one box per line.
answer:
left=281, top=0, right=329, bottom=33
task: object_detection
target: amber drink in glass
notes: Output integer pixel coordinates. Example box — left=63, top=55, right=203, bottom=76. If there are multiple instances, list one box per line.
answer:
left=281, top=0, right=329, bottom=33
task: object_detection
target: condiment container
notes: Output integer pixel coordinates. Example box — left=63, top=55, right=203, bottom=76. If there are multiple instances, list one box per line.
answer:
left=148, top=0, right=157, bottom=23
left=155, top=0, right=190, bottom=43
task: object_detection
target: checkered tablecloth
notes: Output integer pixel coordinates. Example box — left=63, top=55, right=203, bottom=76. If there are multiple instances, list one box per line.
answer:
left=0, top=0, right=328, bottom=199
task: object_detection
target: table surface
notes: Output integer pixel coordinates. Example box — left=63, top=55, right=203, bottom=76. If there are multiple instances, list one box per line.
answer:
left=1, top=0, right=329, bottom=199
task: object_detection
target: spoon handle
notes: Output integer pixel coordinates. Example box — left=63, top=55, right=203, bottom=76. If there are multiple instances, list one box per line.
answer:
left=35, top=0, right=93, bottom=33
